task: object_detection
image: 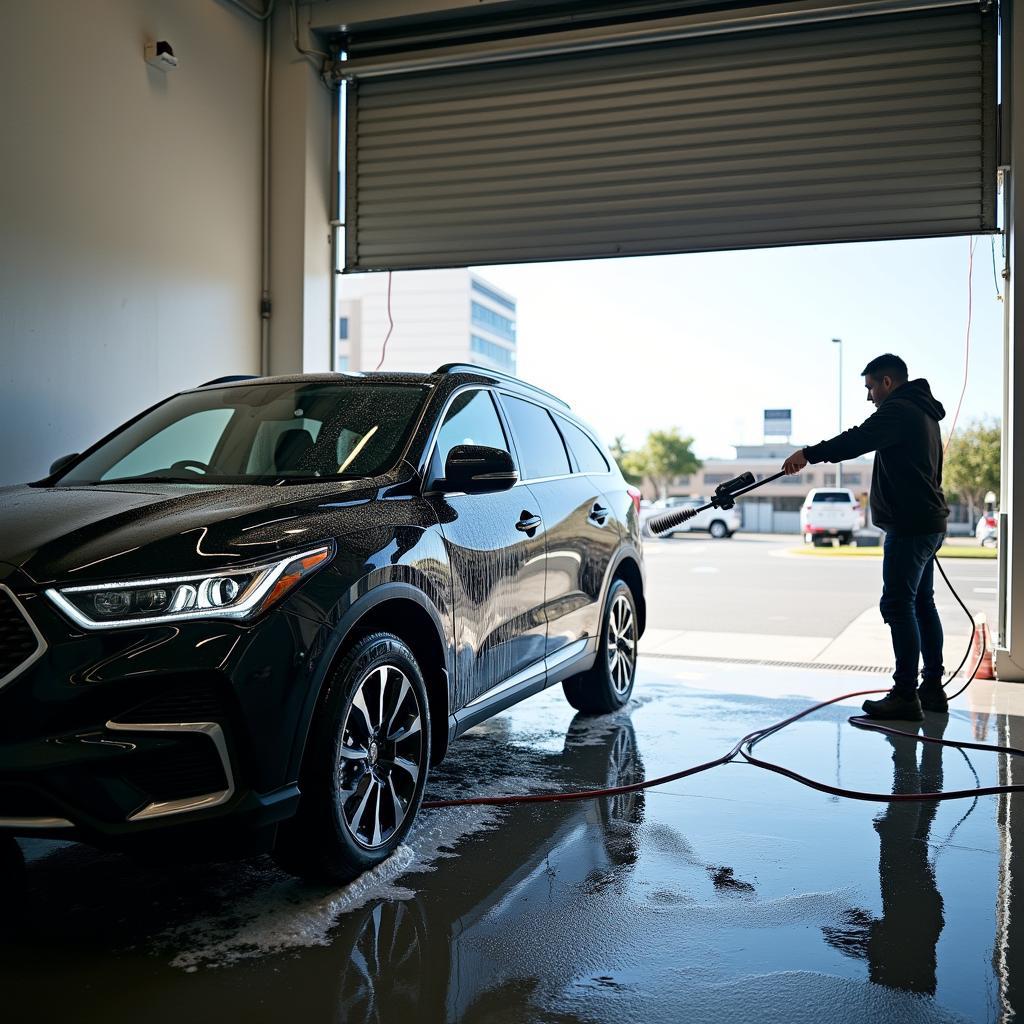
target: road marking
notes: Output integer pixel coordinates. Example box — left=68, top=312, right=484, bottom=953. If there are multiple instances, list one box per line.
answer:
left=974, top=587, right=998, bottom=594
left=691, top=566, right=719, bottom=574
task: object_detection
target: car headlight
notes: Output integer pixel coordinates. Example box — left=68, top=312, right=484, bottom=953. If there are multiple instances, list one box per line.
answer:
left=45, top=545, right=332, bottom=629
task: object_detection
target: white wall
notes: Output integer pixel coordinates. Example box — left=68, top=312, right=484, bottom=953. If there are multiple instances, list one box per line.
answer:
left=0, top=0, right=264, bottom=484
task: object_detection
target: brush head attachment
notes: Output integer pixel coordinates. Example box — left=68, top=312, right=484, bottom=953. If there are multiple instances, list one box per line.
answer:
left=647, top=506, right=699, bottom=534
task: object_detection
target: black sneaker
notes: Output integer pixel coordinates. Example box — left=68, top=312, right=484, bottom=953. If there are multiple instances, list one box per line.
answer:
left=917, top=682, right=949, bottom=714
left=861, top=689, right=923, bottom=721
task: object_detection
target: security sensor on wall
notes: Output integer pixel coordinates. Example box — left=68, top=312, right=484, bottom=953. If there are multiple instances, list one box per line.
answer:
left=144, top=40, right=177, bottom=71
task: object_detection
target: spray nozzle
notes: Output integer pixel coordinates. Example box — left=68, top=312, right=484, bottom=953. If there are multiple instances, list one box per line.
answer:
left=711, top=472, right=756, bottom=510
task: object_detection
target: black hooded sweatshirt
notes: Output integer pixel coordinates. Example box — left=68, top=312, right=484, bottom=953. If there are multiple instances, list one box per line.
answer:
left=802, top=379, right=949, bottom=536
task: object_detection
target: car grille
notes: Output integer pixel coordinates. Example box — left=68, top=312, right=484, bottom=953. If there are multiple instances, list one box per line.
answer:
left=0, top=588, right=42, bottom=682
left=123, top=740, right=229, bottom=802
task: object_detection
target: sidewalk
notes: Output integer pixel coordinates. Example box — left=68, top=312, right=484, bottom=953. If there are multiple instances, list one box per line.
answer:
left=640, top=615, right=973, bottom=671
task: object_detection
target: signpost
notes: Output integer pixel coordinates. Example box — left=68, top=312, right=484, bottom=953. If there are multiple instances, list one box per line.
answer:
left=763, top=408, right=792, bottom=441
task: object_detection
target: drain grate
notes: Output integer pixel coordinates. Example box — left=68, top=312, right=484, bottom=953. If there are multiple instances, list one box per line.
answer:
left=641, top=651, right=894, bottom=674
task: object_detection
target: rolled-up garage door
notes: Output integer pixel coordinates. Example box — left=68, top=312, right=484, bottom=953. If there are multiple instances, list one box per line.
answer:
left=343, top=3, right=996, bottom=272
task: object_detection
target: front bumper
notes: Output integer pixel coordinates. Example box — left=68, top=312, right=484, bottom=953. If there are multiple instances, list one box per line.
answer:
left=0, top=574, right=321, bottom=848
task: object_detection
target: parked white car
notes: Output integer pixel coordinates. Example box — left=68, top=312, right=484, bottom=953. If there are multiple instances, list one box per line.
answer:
left=641, top=496, right=740, bottom=539
left=976, top=512, right=998, bottom=547
left=800, top=488, right=861, bottom=545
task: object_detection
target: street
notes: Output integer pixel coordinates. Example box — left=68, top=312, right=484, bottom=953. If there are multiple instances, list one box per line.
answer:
left=641, top=533, right=998, bottom=671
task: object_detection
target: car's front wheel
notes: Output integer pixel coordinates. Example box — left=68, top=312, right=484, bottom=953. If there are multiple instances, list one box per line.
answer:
left=709, top=520, right=729, bottom=539
left=563, top=580, right=638, bottom=714
left=273, top=632, right=431, bottom=884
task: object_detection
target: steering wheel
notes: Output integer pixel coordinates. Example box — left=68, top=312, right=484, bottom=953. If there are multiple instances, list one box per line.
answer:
left=169, top=460, right=211, bottom=476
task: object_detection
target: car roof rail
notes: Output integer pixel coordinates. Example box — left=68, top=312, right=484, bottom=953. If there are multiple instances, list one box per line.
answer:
left=434, top=363, right=569, bottom=409
left=198, top=374, right=261, bottom=387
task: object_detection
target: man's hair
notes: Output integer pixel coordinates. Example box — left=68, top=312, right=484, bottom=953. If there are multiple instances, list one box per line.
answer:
left=861, top=353, right=908, bottom=382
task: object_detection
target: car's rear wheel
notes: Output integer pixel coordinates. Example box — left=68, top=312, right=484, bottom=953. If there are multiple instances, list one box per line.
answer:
left=709, top=520, right=729, bottom=539
left=273, top=632, right=431, bottom=884
left=562, top=580, right=638, bottom=714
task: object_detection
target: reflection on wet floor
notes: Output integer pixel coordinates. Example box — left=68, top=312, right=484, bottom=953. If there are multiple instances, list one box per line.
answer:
left=3, top=660, right=1022, bottom=1023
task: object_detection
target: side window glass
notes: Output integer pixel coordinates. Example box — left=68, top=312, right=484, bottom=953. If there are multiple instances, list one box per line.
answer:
left=433, top=390, right=508, bottom=478
left=101, top=409, right=234, bottom=480
left=556, top=416, right=610, bottom=474
left=500, top=396, right=571, bottom=480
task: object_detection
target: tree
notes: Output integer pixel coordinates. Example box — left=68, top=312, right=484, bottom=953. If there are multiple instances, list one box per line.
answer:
left=610, top=435, right=643, bottom=486
left=643, top=428, right=702, bottom=500
left=944, top=419, right=1000, bottom=524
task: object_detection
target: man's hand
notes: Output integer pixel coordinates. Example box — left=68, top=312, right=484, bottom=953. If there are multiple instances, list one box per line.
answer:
left=782, top=449, right=808, bottom=475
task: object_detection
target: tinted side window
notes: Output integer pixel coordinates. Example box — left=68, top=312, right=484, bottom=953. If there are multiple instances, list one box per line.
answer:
left=500, top=396, right=571, bottom=480
left=555, top=416, right=610, bottom=474
left=433, top=389, right=508, bottom=478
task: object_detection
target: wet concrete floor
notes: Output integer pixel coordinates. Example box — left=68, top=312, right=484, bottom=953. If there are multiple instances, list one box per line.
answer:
left=4, top=659, right=1023, bottom=1023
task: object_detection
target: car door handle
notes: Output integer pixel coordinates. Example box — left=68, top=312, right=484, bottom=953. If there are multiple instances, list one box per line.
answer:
left=516, top=512, right=543, bottom=534
left=588, top=504, right=610, bottom=525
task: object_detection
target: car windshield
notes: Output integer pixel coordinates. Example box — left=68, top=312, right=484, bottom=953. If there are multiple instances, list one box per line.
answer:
left=57, top=381, right=428, bottom=485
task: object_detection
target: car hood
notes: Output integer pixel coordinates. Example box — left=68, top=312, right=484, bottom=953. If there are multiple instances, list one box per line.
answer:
left=0, top=478, right=390, bottom=585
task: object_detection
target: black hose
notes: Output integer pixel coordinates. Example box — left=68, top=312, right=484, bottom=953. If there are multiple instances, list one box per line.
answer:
left=424, top=555, right=1006, bottom=810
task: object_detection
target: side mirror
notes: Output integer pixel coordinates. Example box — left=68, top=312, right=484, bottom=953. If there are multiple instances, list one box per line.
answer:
left=441, top=445, right=517, bottom=494
left=49, top=452, right=79, bottom=476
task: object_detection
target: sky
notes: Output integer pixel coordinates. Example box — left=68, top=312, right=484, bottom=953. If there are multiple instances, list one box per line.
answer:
left=476, top=234, right=1005, bottom=460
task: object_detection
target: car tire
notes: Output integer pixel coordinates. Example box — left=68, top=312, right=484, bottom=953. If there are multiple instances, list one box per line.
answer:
left=562, top=580, right=638, bottom=714
left=273, top=632, right=431, bottom=884
left=839, top=532, right=853, bottom=546
left=709, top=520, right=728, bottom=539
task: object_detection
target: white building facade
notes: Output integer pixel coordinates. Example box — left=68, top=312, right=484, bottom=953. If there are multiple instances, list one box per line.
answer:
left=335, top=269, right=517, bottom=375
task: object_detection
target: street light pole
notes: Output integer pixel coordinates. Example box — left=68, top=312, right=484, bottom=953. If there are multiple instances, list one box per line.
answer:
left=832, top=337, right=843, bottom=489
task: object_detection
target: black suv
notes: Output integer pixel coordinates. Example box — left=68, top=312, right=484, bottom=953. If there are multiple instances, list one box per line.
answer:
left=0, top=365, right=644, bottom=881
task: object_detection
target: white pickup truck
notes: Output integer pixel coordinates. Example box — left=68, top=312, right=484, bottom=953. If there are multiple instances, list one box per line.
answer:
left=800, top=488, right=863, bottom=545
left=641, top=496, right=741, bottom=539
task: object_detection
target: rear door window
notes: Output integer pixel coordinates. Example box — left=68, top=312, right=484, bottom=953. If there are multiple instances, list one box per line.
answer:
left=555, top=416, right=610, bottom=474
left=812, top=491, right=855, bottom=503
left=500, top=396, right=571, bottom=480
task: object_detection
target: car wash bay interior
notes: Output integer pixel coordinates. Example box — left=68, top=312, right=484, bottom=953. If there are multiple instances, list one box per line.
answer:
left=4, top=0, right=1024, bottom=1016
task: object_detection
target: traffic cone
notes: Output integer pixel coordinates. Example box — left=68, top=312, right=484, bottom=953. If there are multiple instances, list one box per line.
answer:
left=971, top=616, right=997, bottom=681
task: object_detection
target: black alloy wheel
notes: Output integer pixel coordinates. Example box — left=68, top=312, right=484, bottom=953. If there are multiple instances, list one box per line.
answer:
left=273, top=632, right=431, bottom=884
left=562, top=579, right=638, bottom=714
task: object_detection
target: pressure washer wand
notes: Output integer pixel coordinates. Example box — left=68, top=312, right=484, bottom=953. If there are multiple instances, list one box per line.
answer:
left=647, top=470, right=788, bottom=535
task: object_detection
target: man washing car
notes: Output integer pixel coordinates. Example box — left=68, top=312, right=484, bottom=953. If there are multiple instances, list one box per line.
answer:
left=782, top=354, right=949, bottom=721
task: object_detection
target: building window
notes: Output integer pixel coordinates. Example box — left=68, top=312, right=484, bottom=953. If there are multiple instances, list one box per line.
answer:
left=335, top=355, right=349, bottom=371
left=471, top=334, right=516, bottom=371
left=471, top=301, right=516, bottom=342
left=471, top=279, right=516, bottom=313
left=703, top=473, right=734, bottom=485
left=338, top=317, right=349, bottom=340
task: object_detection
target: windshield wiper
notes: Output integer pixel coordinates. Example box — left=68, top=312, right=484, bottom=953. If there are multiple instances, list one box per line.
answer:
left=273, top=474, right=362, bottom=485
left=87, top=475, right=208, bottom=485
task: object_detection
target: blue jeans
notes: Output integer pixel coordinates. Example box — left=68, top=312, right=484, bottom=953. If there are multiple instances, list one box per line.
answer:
left=880, top=532, right=946, bottom=696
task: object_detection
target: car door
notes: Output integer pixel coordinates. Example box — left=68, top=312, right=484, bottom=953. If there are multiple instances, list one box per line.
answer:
left=499, top=395, right=619, bottom=666
left=425, top=387, right=547, bottom=710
